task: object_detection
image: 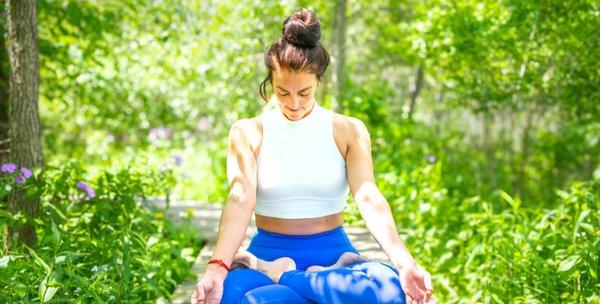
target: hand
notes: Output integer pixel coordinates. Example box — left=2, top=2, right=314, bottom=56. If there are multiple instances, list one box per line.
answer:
left=190, top=264, right=229, bottom=304
left=397, top=262, right=433, bottom=304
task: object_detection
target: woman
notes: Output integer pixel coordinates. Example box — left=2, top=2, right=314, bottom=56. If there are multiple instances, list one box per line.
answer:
left=192, top=8, right=433, bottom=304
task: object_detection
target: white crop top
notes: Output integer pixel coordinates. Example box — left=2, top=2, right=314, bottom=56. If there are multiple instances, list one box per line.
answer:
left=255, top=102, right=350, bottom=219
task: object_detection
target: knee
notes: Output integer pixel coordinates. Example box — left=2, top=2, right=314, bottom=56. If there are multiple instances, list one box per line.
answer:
left=372, top=266, right=405, bottom=304
left=355, top=262, right=406, bottom=304
left=220, top=269, right=272, bottom=304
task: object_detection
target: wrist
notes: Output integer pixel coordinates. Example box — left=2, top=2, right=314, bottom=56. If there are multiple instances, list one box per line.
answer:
left=392, top=256, right=417, bottom=271
left=208, top=258, right=231, bottom=271
left=206, top=263, right=229, bottom=277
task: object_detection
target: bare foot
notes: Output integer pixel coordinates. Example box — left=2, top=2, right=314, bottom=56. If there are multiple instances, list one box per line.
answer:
left=231, top=250, right=296, bottom=283
left=258, top=257, right=296, bottom=283
left=231, top=250, right=258, bottom=270
left=305, top=252, right=369, bottom=272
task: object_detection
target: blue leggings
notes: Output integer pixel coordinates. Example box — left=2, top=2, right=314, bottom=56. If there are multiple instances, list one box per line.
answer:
left=221, top=225, right=406, bottom=304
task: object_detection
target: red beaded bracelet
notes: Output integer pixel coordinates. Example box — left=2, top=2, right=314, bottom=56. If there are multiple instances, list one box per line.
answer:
left=207, top=258, right=230, bottom=271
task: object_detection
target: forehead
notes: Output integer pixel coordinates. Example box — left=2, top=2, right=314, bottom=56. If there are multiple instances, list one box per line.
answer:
left=272, top=67, right=317, bottom=88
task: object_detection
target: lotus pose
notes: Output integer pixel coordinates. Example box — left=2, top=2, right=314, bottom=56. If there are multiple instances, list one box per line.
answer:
left=192, top=8, right=433, bottom=304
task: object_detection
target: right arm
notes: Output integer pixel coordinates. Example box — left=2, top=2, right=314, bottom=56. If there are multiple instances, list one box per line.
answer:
left=207, top=119, right=258, bottom=273
left=193, top=120, right=257, bottom=303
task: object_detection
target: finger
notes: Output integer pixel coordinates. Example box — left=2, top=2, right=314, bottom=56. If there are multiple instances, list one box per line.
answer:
left=409, top=282, right=427, bottom=302
left=422, top=271, right=433, bottom=301
left=210, top=279, right=224, bottom=303
left=416, top=271, right=431, bottom=300
left=404, top=282, right=425, bottom=302
left=425, top=289, right=433, bottom=302
left=195, top=284, right=205, bottom=303
left=424, top=286, right=433, bottom=302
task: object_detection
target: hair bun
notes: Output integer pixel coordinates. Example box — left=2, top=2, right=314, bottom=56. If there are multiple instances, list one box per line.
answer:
left=282, top=9, right=321, bottom=47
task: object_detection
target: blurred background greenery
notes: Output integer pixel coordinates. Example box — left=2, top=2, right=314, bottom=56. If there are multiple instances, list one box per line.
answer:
left=1, top=0, right=598, bottom=303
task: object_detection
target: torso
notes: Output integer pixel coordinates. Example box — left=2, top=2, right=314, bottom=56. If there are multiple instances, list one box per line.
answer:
left=244, top=108, right=352, bottom=235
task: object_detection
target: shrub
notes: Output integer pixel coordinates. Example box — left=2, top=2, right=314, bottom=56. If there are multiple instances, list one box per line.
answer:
left=0, top=162, right=201, bottom=302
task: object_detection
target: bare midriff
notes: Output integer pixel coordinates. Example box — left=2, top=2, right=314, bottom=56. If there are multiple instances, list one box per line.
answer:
left=255, top=212, right=344, bottom=235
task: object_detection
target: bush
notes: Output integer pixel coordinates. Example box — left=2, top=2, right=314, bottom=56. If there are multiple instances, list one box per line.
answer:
left=344, top=148, right=598, bottom=303
left=0, top=161, right=201, bottom=302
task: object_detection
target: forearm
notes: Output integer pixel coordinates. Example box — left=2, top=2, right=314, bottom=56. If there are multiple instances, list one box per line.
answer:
left=356, top=192, right=415, bottom=270
left=210, top=196, right=254, bottom=266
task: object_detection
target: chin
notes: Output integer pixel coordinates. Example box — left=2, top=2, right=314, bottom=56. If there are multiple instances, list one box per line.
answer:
left=287, top=109, right=302, bottom=117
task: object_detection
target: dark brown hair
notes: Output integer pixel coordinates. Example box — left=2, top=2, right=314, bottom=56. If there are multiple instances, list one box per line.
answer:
left=259, top=8, right=330, bottom=102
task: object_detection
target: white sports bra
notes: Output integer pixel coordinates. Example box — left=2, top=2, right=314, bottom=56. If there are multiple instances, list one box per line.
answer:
left=255, top=102, right=350, bottom=219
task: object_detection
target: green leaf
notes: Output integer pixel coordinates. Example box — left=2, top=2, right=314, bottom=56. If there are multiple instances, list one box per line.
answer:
left=14, top=283, right=28, bottom=298
left=25, top=245, right=51, bottom=273
left=0, top=255, right=10, bottom=268
left=39, top=277, right=59, bottom=303
left=26, top=186, right=39, bottom=199
left=558, top=255, right=581, bottom=272
left=51, top=220, right=61, bottom=245
left=498, top=190, right=520, bottom=210
left=45, top=202, right=67, bottom=221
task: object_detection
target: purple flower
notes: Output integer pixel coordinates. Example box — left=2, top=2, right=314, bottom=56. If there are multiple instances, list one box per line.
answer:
left=148, top=126, right=173, bottom=145
left=1, top=163, right=16, bottom=173
left=15, top=175, right=25, bottom=184
left=197, top=117, right=212, bottom=132
left=20, top=167, right=32, bottom=178
left=426, top=155, right=437, bottom=164
left=171, top=154, right=184, bottom=166
left=76, top=181, right=96, bottom=198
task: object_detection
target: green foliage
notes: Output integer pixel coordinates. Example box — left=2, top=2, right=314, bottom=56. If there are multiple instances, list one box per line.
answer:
left=346, top=146, right=599, bottom=302
left=20, top=0, right=598, bottom=302
left=0, top=163, right=201, bottom=302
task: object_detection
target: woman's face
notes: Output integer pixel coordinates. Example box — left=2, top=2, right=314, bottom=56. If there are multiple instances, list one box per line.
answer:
left=272, top=68, right=320, bottom=121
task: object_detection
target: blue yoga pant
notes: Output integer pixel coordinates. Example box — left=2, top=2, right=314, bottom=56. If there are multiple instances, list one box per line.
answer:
left=221, top=225, right=406, bottom=304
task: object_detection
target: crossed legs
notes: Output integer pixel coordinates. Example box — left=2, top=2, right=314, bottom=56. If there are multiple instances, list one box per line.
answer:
left=221, top=251, right=406, bottom=304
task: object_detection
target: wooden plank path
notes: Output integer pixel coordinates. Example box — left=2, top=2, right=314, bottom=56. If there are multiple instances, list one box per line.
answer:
left=153, top=199, right=430, bottom=304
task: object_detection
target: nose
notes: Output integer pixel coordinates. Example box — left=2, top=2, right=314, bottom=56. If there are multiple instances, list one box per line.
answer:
left=290, top=98, right=302, bottom=110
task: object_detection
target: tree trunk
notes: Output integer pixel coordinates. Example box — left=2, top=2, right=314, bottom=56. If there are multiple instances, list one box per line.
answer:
left=514, top=104, right=535, bottom=201
left=333, top=0, right=347, bottom=114
left=4, top=0, right=42, bottom=251
left=482, top=111, right=498, bottom=191
left=0, top=3, right=10, bottom=164
left=407, top=65, right=424, bottom=121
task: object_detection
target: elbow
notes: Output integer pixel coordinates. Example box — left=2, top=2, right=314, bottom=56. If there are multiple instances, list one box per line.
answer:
left=355, top=189, right=390, bottom=216
left=355, top=183, right=387, bottom=207
left=227, top=192, right=256, bottom=212
left=357, top=196, right=388, bottom=212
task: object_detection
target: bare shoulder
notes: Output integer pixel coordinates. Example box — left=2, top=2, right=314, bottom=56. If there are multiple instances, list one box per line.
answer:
left=229, top=116, right=263, bottom=158
left=332, top=113, right=370, bottom=141
left=332, top=112, right=371, bottom=160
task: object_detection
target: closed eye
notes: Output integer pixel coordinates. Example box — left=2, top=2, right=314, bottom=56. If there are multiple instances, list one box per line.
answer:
left=279, top=92, right=309, bottom=97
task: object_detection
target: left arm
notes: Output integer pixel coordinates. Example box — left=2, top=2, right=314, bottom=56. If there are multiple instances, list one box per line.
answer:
left=344, top=117, right=415, bottom=270
left=344, top=117, right=433, bottom=303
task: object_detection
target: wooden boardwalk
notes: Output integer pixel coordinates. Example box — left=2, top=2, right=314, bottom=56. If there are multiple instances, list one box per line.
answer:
left=154, top=199, right=423, bottom=304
